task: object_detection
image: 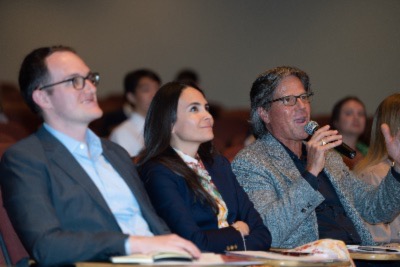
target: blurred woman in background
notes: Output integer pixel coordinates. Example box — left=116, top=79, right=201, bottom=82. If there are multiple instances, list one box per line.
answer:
left=330, top=96, right=368, bottom=169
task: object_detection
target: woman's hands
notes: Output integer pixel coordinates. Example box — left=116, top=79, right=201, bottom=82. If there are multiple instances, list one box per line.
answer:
left=231, top=221, right=249, bottom=236
left=381, top=123, right=400, bottom=173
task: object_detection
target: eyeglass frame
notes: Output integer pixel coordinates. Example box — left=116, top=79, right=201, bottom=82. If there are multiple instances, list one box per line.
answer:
left=267, top=92, right=314, bottom=106
left=38, top=72, right=100, bottom=91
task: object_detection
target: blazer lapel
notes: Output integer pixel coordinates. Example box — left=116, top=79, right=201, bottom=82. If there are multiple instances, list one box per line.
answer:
left=261, top=134, right=303, bottom=184
left=101, top=146, right=147, bottom=205
left=203, top=159, right=226, bottom=198
left=101, top=144, right=163, bottom=232
left=322, top=152, right=354, bottom=202
left=37, top=127, right=114, bottom=216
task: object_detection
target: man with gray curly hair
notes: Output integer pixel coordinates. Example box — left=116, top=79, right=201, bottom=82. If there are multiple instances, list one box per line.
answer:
left=232, top=66, right=400, bottom=249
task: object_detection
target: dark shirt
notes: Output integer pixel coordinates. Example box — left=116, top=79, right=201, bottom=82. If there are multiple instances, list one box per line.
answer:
left=281, top=143, right=362, bottom=244
left=89, top=108, right=128, bottom=137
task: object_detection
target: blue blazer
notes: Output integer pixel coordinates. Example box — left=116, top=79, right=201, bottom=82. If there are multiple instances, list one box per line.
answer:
left=0, top=126, right=170, bottom=266
left=139, top=154, right=271, bottom=253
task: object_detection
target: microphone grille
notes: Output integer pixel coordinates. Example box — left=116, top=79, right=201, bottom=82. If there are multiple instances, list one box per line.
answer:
left=304, top=120, right=319, bottom=135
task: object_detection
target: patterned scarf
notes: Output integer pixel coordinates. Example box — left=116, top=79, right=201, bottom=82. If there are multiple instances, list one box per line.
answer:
left=174, top=149, right=229, bottom=228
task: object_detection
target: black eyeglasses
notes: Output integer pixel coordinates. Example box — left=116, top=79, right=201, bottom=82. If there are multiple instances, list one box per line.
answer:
left=39, top=72, right=100, bottom=91
left=268, top=92, right=314, bottom=106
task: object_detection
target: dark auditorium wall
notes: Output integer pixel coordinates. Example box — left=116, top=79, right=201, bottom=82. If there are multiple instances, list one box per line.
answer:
left=0, top=0, right=399, bottom=116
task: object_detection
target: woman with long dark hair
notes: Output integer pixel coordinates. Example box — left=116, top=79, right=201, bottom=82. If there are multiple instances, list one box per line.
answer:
left=138, top=82, right=271, bottom=253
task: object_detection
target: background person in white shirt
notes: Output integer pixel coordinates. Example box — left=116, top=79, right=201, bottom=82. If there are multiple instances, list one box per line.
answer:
left=110, top=69, right=161, bottom=157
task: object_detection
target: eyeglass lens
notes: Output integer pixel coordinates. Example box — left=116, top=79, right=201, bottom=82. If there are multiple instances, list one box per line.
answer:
left=283, top=93, right=312, bottom=106
left=72, top=73, right=99, bottom=90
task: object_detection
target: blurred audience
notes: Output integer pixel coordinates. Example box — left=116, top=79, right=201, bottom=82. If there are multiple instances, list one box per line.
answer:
left=109, top=69, right=161, bottom=157
left=138, top=82, right=271, bottom=253
left=90, top=94, right=127, bottom=137
left=0, top=82, right=41, bottom=135
left=330, top=96, right=368, bottom=169
left=175, top=68, right=200, bottom=86
left=354, top=93, right=400, bottom=244
left=0, top=99, right=8, bottom=124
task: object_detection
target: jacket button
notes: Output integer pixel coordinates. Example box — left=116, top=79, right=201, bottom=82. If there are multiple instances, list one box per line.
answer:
left=301, top=208, right=307, bottom=213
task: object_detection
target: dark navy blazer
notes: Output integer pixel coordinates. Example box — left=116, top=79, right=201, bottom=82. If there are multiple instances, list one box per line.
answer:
left=0, top=126, right=170, bottom=266
left=139, top=154, right=271, bottom=253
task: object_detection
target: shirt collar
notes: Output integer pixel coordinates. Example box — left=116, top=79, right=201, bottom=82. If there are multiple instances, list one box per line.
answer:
left=274, top=136, right=307, bottom=162
left=43, top=123, right=103, bottom=158
left=173, top=147, right=198, bottom=164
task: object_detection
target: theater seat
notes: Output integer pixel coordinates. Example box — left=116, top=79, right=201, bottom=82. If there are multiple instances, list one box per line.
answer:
left=0, top=121, right=30, bottom=142
left=0, top=189, right=30, bottom=266
left=213, top=109, right=250, bottom=153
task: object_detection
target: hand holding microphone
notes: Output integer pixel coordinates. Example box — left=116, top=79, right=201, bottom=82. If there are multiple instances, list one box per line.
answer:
left=305, top=121, right=356, bottom=159
left=304, top=121, right=356, bottom=176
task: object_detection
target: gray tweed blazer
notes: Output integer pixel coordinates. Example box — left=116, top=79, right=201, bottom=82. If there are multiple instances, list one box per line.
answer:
left=232, top=133, right=400, bottom=248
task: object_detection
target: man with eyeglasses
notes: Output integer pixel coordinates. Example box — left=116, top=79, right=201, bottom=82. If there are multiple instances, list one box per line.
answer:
left=0, top=46, right=200, bottom=266
left=232, top=66, right=400, bottom=249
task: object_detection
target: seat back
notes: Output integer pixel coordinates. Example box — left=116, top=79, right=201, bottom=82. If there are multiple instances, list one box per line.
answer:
left=0, top=232, right=11, bottom=266
left=213, top=109, right=250, bottom=152
left=0, top=121, right=30, bottom=142
left=0, top=189, right=29, bottom=266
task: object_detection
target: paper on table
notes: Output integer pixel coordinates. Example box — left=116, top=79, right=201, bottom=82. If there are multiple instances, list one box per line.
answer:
left=347, top=245, right=400, bottom=254
left=111, top=252, right=265, bottom=265
left=196, top=253, right=265, bottom=266
left=110, top=251, right=192, bottom=264
left=226, top=251, right=335, bottom=262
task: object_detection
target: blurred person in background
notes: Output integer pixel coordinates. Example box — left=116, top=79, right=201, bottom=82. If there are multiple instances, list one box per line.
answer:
left=175, top=68, right=200, bottom=87
left=330, top=96, right=368, bottom=169
left=110, top=69, right=161, bottom=157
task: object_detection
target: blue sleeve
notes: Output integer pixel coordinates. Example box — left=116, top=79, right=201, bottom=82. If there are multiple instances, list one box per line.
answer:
left=215, top=156, right=272, bottom=251
left=140, top=161, right=247, bottom=253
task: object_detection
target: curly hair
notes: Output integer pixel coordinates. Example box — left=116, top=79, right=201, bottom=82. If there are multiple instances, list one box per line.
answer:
left=250, top=66, right=311, bottom=138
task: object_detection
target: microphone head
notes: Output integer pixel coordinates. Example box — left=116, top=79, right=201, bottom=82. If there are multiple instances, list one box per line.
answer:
left=304, top=120, right=319, bottom=135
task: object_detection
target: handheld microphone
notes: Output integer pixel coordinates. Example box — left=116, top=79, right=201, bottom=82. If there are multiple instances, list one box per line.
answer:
left=304, top=121, right=356, bottom=159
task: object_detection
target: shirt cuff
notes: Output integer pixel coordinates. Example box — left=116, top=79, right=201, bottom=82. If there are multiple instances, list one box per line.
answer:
left=124, top=237, right=131, bottom=255
left=302, top=171, right=318, bottom=190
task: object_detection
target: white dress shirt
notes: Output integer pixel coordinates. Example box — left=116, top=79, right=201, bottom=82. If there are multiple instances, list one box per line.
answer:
left=109, top=112, right=145, bottom=157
